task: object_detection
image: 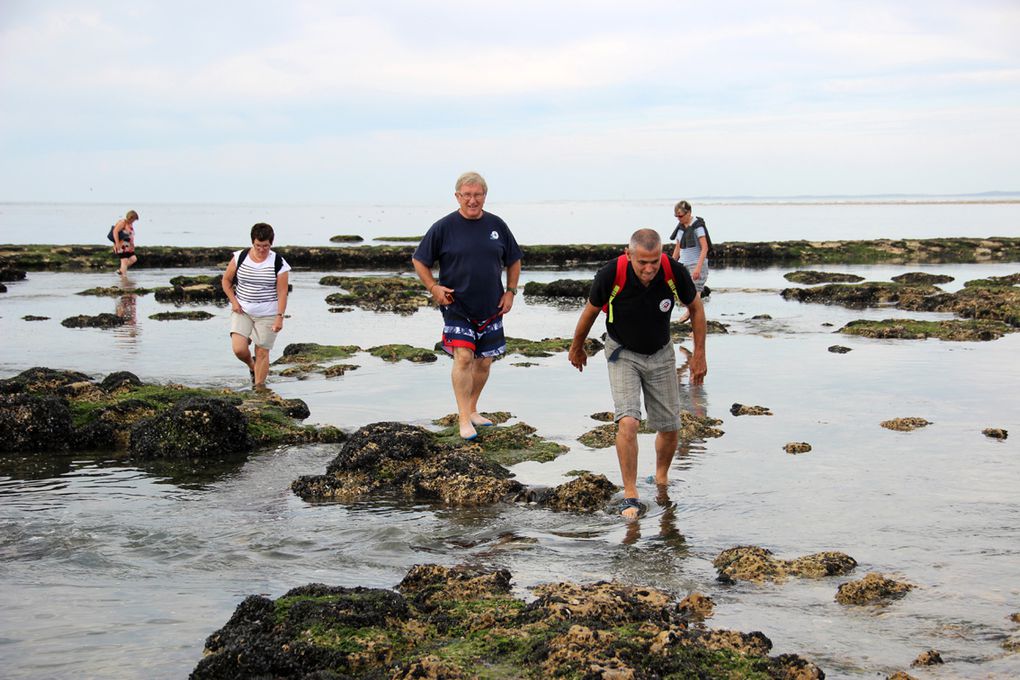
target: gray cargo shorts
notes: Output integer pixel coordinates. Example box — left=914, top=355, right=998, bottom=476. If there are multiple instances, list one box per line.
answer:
left=605, top=336, right=680, bottom=432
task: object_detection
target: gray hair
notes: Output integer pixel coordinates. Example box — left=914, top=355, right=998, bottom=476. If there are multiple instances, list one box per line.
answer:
left=674, top=200, right=691, bottom=216
left=629, top=228, right=662, bottom=252
left=455, top=171, right=488, bottom=194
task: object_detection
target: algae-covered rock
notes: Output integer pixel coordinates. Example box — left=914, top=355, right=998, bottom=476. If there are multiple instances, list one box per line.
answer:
left=714, top=546, right=857, bottom=584
left=784, top=442, right=812, bottom=454
left=781, top=282, right=939, bottom=309
left=840, top=318, right=1013, bottom=341
left=368, top=344, right=438, bottom=363
left=577, top=421, right=652, bottom=448
left=433, top=412, right=513, bottom=427
left=77, top=286, right=155, bottom=297
left=678, top=592, right=715, bottom=621
left=274, top=342, right=361, bottom=364
left=891, top=272, right=954, bottom=285
left=321, top=275, right=430, bottom=314
left=129, top=396, right=252, bottom=460
left=0, top=393, right=75, bottom=452
left=22, top=315, right=49, bottom=321
left=881, top=417, right=930, bottom=432
left=440, top=421, right=570, bottom=466
left=61, top=313, right=127, bottom=328
left=505, top=336, right=603, bottom=358
left=671, top=319, right=730, bottom=337
left=100, top=371, right=143, bottom=392
left=784, top=270, right=865, bottom=284
left=0, top=267, right=27, bottom=282
left=680, top=411, right=725, bottom=441
left=329, top=234, right=364, bottom=243
left=195, top=563, right=828, bottom=679
left=911, top=649, right=944, bottom=667
left=828, top=345, right=852, bottom=353
left=542, top=472, right=618, bottom=512
left=835, top=572, right=913, bottom=605
left=0, top=367, right=93, bottom=394
left=983, top=428, right=1008, bottom=440
left=730, top=403, right=772, bottom=416
left=148, top=311, right=215, bottom=321
left=523, top=279, right=590, bottom=298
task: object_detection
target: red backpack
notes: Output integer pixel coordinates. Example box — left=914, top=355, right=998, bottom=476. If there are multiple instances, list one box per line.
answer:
left=601, top=253, right=680, bottom=322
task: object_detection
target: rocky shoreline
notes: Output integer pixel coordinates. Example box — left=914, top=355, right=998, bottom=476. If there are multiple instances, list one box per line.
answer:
left=3, top=235, right=1020, bottom=272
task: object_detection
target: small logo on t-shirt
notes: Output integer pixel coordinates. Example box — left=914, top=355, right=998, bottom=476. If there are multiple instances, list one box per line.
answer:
left=659, top=299, right=673, bottom=313
left=490, top=231, right=499, bottom=240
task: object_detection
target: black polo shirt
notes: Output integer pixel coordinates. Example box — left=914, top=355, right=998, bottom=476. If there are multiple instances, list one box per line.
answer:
left=588, top=255, right=697, bottom=354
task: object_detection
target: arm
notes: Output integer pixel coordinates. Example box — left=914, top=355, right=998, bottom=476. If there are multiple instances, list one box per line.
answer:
left=690, top=235, right=709, bottom=280
left=683, top=294, right=708, bottom=385
left=221, top=255, right=243, bottom=314
left=413, top=258, right=454, bottom=306
left=671, top=240, right=680, bottom=260
left=273, top=271, right=289, bottom=332
left=568, top=302, right=602, bottom=372
left=499, top=259, right=521, bottom=314
left=112, top=219, right=125, bottom=253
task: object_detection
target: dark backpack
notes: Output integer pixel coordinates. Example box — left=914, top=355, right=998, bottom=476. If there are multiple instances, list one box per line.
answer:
left=669, top=217, right=714, bottom=258
left=107, top=225, right=115, bottom=242
left=232, top=249, right=284, bottom=286
left=600, top=253, right=680, bottom=322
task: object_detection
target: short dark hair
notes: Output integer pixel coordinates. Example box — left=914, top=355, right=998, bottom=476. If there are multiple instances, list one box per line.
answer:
left=251, top=223, right=274, bottom=243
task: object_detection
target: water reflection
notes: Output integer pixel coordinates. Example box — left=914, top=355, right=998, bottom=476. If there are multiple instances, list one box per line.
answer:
left=675, top=344, right=710, bottom=471
left=113, top=277, right=140, bottom=348
left=623, top=485, right=687, bottom=548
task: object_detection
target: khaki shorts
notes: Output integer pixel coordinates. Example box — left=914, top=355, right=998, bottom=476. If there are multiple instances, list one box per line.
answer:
left=605, top=336, right=680, bottom=432
left=230, top=312, right=278, bottom=350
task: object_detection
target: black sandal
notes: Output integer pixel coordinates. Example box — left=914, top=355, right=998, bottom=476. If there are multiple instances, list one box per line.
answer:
left=619, top=497, right=645, bottom=519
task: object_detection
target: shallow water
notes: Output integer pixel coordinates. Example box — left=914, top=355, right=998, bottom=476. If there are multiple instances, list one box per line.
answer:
left=1, top=262, right=1019, bottom=678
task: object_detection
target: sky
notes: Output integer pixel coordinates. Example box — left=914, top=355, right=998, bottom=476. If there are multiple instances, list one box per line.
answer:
left=1, top=0, right=1018, bottom=203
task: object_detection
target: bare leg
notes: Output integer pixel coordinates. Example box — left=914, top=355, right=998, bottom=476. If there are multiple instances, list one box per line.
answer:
left=253, top=345, right=270, bottom=386
left=654, top=430, right=679, bottom=485
left=451, top=348, right=478, bottom=439
left=231, top=332, right=256, bottom=376
left=468, top=357, right=494, bottom=426
left=119, top=254, right=137, bottom=276
left=615, top=416, right=641, bottom=518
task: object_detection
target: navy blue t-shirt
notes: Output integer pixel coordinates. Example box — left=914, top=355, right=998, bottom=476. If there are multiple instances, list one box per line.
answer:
left=588, top=255, right=697, bottom=354
left=413, top=210, right=523, bottom=321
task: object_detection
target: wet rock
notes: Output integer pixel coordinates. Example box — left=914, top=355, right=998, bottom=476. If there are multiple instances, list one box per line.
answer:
left=781, top=282, right=939, bottom=309
left=1010, top=612, right=1020, bottom=624
left=887, top=673, right=918, bottom=680
left=784, top=270, right=865, bottom=284
left=881, top=417, right=931, bottom=431
left=910, top=649, right=943, bottom=666
left=678, top=592, right=715, bottom=621
left=0, top=282, right=5, bottom=292
left=148, top=311, right=215, bottom=321
left=828, top=345, right=852, bottom=353
left=891, top=272, right=954, bottom=285
left=292, top=422, right=525, bottom=506
left=840, top=318, right=1013, bottom=341
left=279, top=398, right=311, bottom=420
left=835, top=572, right=913, bottom=605
left=511, top=361, right=538, bottom=367
left=433, top=412, right=512, bottom=427
left=60, top=313, right=127, bottom=328
left=751, top=313, right=772, bottom=320
left=0, top=367, right=93, bottom=394
left=784, top=442, right=812, bottom=454
left=274, top=342, right=361, bottom=364
left=450, top=422, right=570, bottom=466
left=154, top=276, right=226, bottom=304
left=0, top=267, right=27, bottom=282
left=983, top=428, right=1008, bottom=440
left=324, top=364, right=358, bottom=378
left=577, top=420, right=654, bottom=448
left=543, top=473, right=618, bottom=512
left=77, top=286, right=154, bottom=296
left=522, top=279, right=590, bottom=298
left=506, top=336, right=603, bottom=358
left=714, top=546, right=857, bottom=584
left=100, top=371, right=142, bottom=392
left=22, top=315, right=49, bottom=321
left=129, top=396, right=252, bottom=460
left=321, top=275, right=429, bottom=314
left=367, top=344, right=438, bottom=362
left=1004, top=635, right=1020, bottom=653
left=0, top=393, right=75, bottom=452
left=671, top=319, right=730, bottom=337
left=730, top=403, right=773, bottom=416
left=680, top=411, right=725, bottom=441
left=329, top=234, right=364, bottom=243
left=590, top=411, right=615, bottom=422
left=397, top=563, right=512, bottom=610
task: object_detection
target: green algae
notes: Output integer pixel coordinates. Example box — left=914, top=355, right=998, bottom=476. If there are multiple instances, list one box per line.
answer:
left=839, top=318, right=1014, bottom=341
left=321, top=275, right=430, bottom=314
left=77, top=286, right=155, bottom=296
left=328, top=234, right=364, bottom=243
left=435, top=421, right=570, bottom=465
left=274, top=342, right=361, bottom=364
left=505, top=336, right=603, bottom=358
left=784, top=270, right=864, bottom=284
left=373, top=235, right=423, bottom=242
left=148, top=311, right=215, bottom=321
left=368, top=344, right=438, bottom=363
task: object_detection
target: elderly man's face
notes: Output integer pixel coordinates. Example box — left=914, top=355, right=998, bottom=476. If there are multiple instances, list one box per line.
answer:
left=455, top=183, right=486, bottom=219
left=627, top=244, right=663, bottom=286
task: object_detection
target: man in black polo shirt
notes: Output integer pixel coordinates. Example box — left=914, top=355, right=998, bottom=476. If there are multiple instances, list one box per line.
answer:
left=568, top=228, right=707, bottom=519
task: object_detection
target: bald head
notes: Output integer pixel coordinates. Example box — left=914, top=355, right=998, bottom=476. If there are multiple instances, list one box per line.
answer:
left=629, top=228, right=662, bottom=252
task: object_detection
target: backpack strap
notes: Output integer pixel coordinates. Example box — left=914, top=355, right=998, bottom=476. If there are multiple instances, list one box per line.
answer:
left=661, top=253, right=680, bottom=306
left=274, top=252, right=284, bottom=276
left=601, top=253, right=630, bottom=322
left=232, top=249, right=249, bottom=287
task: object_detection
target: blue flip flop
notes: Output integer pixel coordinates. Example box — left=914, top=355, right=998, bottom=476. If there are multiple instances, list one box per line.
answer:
left=619, top=497, right=646, bottom=519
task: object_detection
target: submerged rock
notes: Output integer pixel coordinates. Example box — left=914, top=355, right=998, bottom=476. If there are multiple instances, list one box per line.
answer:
left=982, top=428, right=1008, bottom=440
left=781, top=282, right=939, bottom=309
left=329, top=234, right=364, bottom=243
left=784, top=270, right=865, bottom=284
left=194, top=563, right=827, bottom=679
left=730, top=403, right=772, bottom=416
left=680, top=411, right=725, bottom=441
left=22, top=315, right=49, bottom=321
left=0, top=393, right=75, bottom=452
left=881, top=417, right=931, bottom=432
left=148, top=311, right=215, bottom=321
left=784, top=442, right=812, bottom=454
left=891, top=272, right=954, bottom=285
left=840, top=318, right=1013, bottom=341
left=321, top=275, right=429, bottom=314
left=671, top=319, right=730, bottom=337
left=911, top=649, right=944, bottom=667
left=522, top=279, right=590, bottom=298
left=542, top=472, right=618, bottom=512
left=835, top=572, right=913, bottom=605
left=129, top=397, right=252, bottom=460
left=505, top=336, right=603, bottom=358
left=828, top=345, right=852, bottom=353
left=714, top=545, right=857, bottom=584
left=367, top=344, right=438, bottom=362
left=60, top=313, right=126, bottom=328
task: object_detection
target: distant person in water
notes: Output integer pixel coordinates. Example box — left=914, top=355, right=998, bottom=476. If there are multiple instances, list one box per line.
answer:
left=221, top=223, right=291, bottom=389
left=113, top=210, right=139, bottom=276
left=569, top=228, right=707, bottom=519
left=412, top=171, right=523, bottom=440
left=670, top=201, right=711, bottom=322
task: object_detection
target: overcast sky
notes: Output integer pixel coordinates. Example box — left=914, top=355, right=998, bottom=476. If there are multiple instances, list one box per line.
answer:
left=1, top=0, right=1018, bottom=203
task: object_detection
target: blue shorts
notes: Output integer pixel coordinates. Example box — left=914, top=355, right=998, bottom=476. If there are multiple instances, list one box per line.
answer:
left=441, top=309, right=506, bottom=359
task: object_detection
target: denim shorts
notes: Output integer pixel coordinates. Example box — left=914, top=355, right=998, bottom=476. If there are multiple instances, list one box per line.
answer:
left=605, top=336, right=680, bottom=432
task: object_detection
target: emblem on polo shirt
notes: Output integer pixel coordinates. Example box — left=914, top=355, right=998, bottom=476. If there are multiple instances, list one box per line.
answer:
left=490, top=231, right=499, bottom=240
left=659, top=299, right=672, bottom=312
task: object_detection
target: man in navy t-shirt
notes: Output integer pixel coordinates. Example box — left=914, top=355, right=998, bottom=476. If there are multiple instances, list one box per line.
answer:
left=569, top=228, right=707, bottom=519
left=413, top=171, right=523, bottom=441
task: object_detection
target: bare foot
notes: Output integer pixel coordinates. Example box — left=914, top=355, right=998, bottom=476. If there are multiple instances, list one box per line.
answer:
left=459, top=422, right=478, bottom=440
left=470, top=412, right=494, bottom=427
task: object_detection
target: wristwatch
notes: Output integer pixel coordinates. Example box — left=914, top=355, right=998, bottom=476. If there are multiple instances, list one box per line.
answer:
left=506, top=287, right=517, bottom=295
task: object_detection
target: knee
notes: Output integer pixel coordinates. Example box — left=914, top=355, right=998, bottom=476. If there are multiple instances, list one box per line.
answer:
left=617, top=416, right=640, bottom=438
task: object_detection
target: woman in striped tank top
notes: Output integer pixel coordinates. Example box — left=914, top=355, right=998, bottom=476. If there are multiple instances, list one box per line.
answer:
left=221, top=223, right=291, bottom=388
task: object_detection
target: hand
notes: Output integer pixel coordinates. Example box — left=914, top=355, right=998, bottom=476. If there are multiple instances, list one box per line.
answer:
left=688, top=351, right=707, bottom=385
left=432, top=285, right=454, bottom=305
left=691, top=266, right=702, bottom=280
left=568, top=343, right=588, bottom=372
left=230, top=301, right=243, bottom=314
left=272, top=316, right=283, bottom=332
left=499, top=290, right=515, bottom=314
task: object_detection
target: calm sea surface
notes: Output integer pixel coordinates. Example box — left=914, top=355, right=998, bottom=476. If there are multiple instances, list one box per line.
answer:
left=1, top=201, right=1019, bottom=678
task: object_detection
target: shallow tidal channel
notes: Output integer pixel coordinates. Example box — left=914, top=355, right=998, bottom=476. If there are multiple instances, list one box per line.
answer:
left=1, top=262, right=1019, bottom=678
